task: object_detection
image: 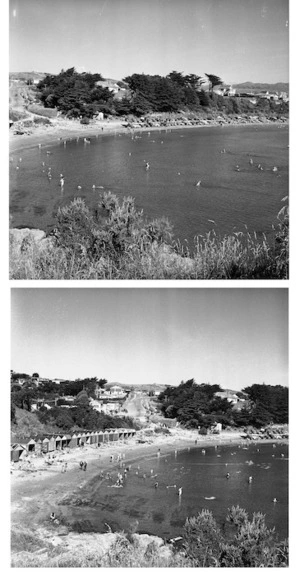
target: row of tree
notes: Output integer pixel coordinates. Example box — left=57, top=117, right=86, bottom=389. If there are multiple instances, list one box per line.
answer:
left=37, top=67, right=113, bottom=118
left=35, top=68, right=289, bottom=120
left=35, top=68, right=225, bottom=118
left=158, top=380, right=288, bottom=429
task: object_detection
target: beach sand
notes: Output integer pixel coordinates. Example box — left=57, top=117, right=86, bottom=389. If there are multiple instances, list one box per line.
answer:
left=9, top=115, right=288, bottom=155
left=11, top=429, right=286, bottom=564
left=11, top=429, right=243, bottom=526
left=9, top=118, right=129, bottom=154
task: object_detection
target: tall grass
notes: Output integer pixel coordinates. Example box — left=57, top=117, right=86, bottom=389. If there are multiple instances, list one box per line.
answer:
left=9, top=193, right=288, bottom=280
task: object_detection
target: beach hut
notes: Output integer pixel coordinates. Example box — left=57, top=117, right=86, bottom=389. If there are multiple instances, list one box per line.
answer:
left=69, top=433, right=79, bottom=449
left=55, top=435, right=62, bottom=450
left=48, top=436, right=56, bottom=452
left=103, top=430, right=109, bottom=443
left=79, top=433, right=86, bottom=446
left=97, top=431, right=104, bottom=444
left=26, top=438, right=36, bottom=452
left=42, top=437, right=50, bottom=453
left=111, top=430, right=119, bottom=441
left=108, top=430, right=114, bottom=442
left=61, top=434, right=71, bottom=449
left=11, top=443, right=26, bottom=462
left=34, top=438, right=43, bottom=454
left=118, top=429, right=125, bottom=441
left=85, top=432, right=92, bottom=445
left=91, top=432, right=98, bottom=444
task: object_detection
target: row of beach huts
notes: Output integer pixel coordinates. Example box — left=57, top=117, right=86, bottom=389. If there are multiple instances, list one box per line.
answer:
left=10, top=428, right=137, bottom=462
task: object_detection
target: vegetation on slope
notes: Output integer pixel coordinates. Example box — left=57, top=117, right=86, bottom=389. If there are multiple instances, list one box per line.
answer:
left=159, top=379, right=288, bottom=429
left=11, top=505, right=288, bottom=567
left=33, top=67, right=289, bottom=120
left=11, top=381, right=137, bottom=437
left=9, top=193, right=289, bottom=280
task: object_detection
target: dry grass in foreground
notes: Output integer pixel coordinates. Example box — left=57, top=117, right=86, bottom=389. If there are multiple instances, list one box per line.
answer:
left=10, top=193, right=288, bottom=280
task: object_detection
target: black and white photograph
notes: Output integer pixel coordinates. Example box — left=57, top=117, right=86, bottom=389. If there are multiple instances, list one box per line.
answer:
left=9, top=0, right=289, bottom=280
left=6, top=0, right=293, bottom=570
left=10, top=288, right=288, bottom=567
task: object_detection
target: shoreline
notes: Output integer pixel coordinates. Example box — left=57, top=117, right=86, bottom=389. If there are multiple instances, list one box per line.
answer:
left=9, top=115, right=288, bottom=155
left=11, top=429, right=286, bottom=527
left=11, top=430, right=288, bottom=565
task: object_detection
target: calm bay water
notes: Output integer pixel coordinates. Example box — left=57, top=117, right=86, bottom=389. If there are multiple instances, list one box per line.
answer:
left=10, top=125, right=288, bottom=246
left=66, top=442, right=288, bottom=540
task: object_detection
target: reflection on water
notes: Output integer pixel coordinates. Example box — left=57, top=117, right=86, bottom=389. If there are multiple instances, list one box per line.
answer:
left=62, top=442, right=288, bottom=540
left=10, top=125, right=288, bottom=246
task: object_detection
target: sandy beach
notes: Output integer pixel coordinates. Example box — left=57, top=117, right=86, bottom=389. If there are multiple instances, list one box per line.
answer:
left=10, top=428, right=288, bottom=566
left=9, top=115, right=288, bottom=155
left=11, top=429, right=242, bottom=527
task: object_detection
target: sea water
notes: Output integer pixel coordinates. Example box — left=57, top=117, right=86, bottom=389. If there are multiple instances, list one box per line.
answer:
left=64, top=442, right=288, bottom=540
left=10, top=124, right=288, bottom=247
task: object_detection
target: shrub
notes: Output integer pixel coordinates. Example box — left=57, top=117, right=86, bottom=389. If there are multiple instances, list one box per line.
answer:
left=33, top=116, right=51, bottom=125
left=10, top=195, right=288, bottom=280
left=183, top=506, right=288, bottom=567
left=27, top=104, right=57, bottom=118
left=80, top=117, right=90, bottom=124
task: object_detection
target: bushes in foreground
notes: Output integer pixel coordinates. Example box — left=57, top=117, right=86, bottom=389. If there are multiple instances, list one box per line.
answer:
left=11, top=506, right=288, bottom=567
left=183, top=506, right=288, bottom=567
left=9, top=192, right=288, bottom=279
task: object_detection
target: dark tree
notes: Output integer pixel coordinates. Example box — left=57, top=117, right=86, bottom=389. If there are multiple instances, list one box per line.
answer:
left=205, top=73, right=223, bottom=95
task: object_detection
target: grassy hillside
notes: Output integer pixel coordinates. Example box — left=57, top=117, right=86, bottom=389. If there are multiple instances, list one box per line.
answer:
left=11, top=407, right=60, bottom=440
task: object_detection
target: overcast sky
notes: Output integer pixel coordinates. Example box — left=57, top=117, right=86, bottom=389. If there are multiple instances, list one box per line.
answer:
left=9, top=0, right=289, bottom=83
left=11, top=288, right=288, bottom=390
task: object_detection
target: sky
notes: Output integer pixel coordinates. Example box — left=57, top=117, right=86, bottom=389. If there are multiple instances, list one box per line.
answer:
left=11, top=288, right=288, bottom=390
left=9, top=0, right=289, bottom=84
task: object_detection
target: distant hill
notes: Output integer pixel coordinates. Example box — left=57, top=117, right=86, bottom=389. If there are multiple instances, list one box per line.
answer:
left=107, top=382, right=167, bottom=393
left=233, top=82, right=289, bottom=94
